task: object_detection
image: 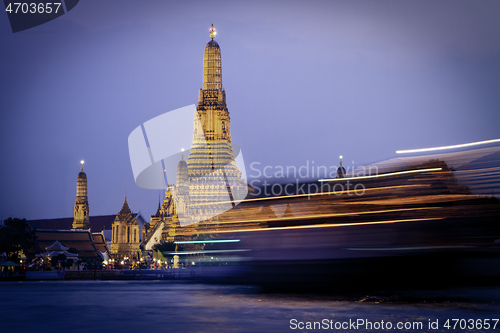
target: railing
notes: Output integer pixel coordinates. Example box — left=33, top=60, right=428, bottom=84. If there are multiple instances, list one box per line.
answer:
left=141, top=219, right=164, bottom=249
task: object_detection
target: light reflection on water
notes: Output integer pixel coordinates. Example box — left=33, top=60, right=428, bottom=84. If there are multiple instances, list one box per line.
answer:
left=0, top=281, right=499, bottom=333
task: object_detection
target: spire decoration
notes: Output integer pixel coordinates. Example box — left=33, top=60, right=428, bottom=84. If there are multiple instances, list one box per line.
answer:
left=80, top=160, right=84, bottom=171
left=119, top=184, right=132, bottom=216
left=209, top=24, right=216, bottom=39
left=336, top=155, right=346, bottom=179
left=155, top=190, right=162, bottom=217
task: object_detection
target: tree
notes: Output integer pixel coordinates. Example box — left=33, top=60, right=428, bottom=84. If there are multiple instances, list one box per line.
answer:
left=82, top=254, right=103, bottom=270
left=51, top=253, right=67, bottom=267
left=0, top=218, right=36, bottom=262
left=68, top=247, right=78, bottom=254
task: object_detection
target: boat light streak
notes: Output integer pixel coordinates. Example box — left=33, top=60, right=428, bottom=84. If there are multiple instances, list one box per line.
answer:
left=209, top=217, right=444, bottom=234
left=192, top=184, right=428, bottom=207
left=175, top=239, right=240, bottom=244
left=202, top=207, right=440, bottom=225
left=166, top=249, right=250, bottom=255
left=346, top=245, right=473, bottom=251
left=396, top=138, right=500, bottom=154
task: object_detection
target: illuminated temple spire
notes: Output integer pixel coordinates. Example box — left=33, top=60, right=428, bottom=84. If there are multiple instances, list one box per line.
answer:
left=183, top=25, right=246, bottom=220
left=337, top=155, right=346, bottom=178
left=203, top=25, right=222, bottom=91
left=188, top=24, right=238, bottom=180
left=72, top=160, right=90, bottom=230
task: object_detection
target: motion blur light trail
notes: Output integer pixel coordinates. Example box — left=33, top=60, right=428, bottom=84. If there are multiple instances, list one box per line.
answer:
left=396, top=138, right=500, bottom=154
left=208, top=217, right=444, bottom=234
left=318, top=167, right=442, bottom=182
left=204, top=207, right=440, bottom=226
left=170, top=145, right=500, bottom=292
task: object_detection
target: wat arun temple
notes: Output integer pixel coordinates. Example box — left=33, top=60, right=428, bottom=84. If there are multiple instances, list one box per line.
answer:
left=29, top=26, right=278, bottom=260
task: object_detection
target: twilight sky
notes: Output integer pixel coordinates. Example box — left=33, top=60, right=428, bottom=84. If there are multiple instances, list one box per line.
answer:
left=0, top=0, right=499, bottom=220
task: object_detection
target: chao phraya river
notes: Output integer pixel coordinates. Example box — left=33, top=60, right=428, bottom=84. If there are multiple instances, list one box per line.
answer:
left=0, top=281, right=499, bottom=332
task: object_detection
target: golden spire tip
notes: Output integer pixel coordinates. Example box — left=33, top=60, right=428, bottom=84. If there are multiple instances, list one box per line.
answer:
left=209, top=24, right=217, bottom=40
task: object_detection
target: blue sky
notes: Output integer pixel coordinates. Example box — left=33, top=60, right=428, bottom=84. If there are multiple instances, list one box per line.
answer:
left=1, top=0, right=499, bottom=220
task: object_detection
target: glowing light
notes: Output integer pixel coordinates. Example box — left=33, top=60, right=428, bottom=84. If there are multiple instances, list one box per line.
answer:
left=166, top=249, right=249, bottom=255
left=208, top=207, right=439, bottom=226
left=318, top=167, right=442, bottom=182
left=210, top=217, right=444, bottom=234
left=396, top=138, right=500, bottom=154
left=181, top=148, right=185, bottom=152
left=340, top=155, right=343, bottom=159
left=209, top=24, right=217, bottom=39
left=191, top=184, right=427, bottom=206
left=346, top=245, right=472, bottom=251
left=80, top=160, right=84, bottom=165
left=175, top=239, right=240, bottom=244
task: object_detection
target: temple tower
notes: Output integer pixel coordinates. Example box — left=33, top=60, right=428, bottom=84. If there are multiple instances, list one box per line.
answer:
left=72, top=161, right=90, bottom=230
left=186, top=25, right=245, bottom=217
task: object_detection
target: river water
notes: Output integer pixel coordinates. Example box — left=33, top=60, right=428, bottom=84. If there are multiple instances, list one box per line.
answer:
left=0, top=281, right=498, bottom=333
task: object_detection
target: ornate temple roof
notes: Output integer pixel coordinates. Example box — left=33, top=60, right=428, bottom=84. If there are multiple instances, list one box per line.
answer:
left=45, top=240, right=69, bottom=251
left=27, top=229, right=100, bottom=259
left=118, top=193, right=133, bottom=217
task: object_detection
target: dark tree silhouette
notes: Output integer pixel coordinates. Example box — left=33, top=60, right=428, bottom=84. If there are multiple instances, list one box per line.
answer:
left=0, top=218, right=35, bottom=262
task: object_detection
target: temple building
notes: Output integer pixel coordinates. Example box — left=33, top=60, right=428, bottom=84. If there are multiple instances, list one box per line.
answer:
left=27, top=163, right=117, bottom=261
left=28, top=163, right=147, bottom=262
left=72, top=161, right=90, bottom=230
left=110, top=190, right=141, bottom=259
